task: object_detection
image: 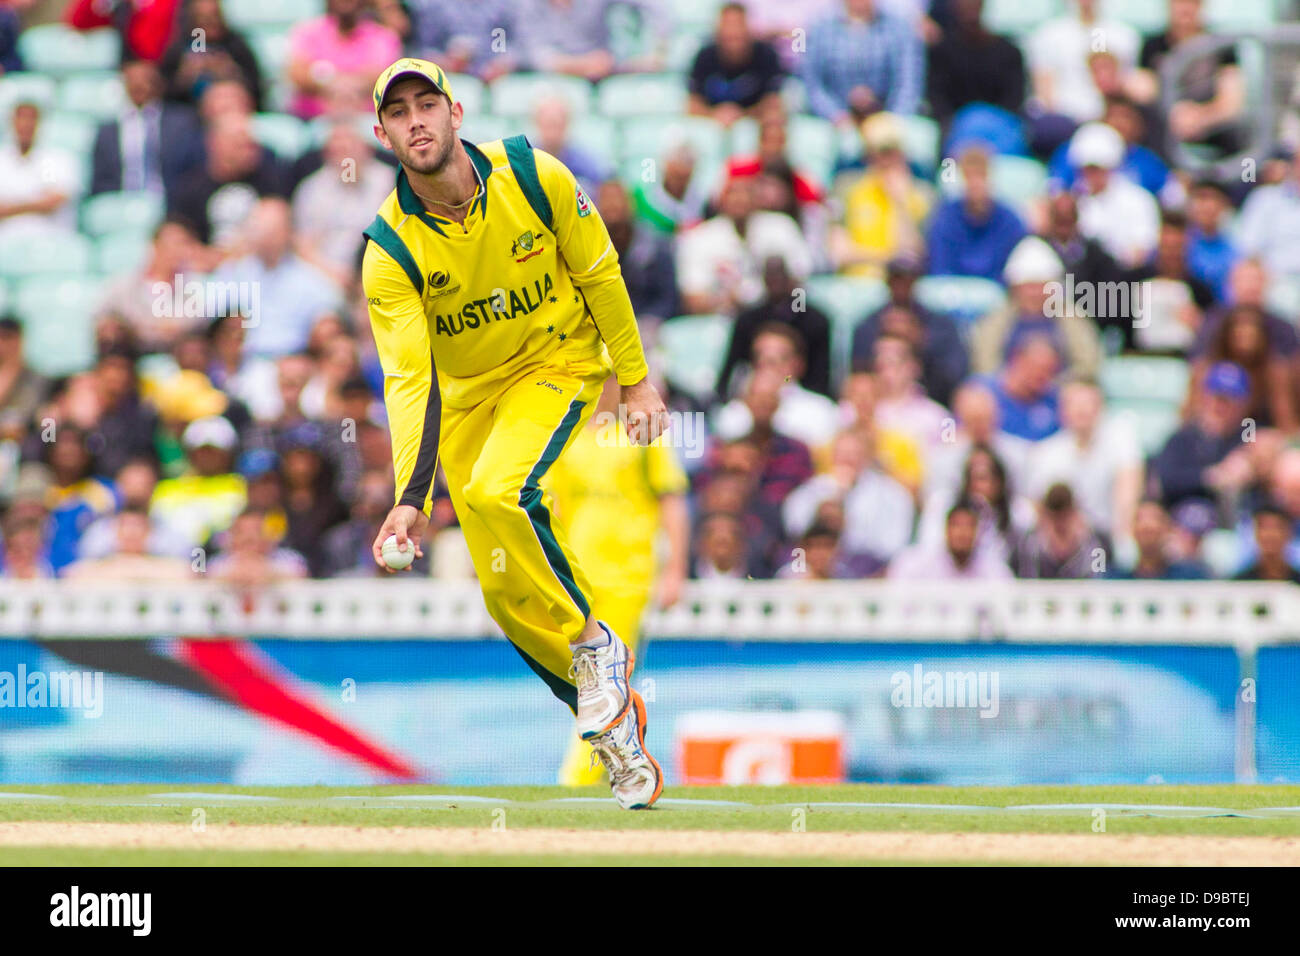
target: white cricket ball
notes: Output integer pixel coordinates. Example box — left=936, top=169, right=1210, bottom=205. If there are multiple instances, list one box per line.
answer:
left=381, top=534, right=414, bottom=570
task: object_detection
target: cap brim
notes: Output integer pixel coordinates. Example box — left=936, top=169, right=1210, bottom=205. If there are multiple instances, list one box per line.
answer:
left=376, top=71, right=445, bottom=114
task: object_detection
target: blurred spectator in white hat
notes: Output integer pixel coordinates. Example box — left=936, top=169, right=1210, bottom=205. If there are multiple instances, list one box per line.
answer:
left=1069, top=122, right=1160, bottom=268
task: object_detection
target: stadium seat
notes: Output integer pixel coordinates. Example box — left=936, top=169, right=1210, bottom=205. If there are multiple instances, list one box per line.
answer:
left=666, top=29, right=709, bottom=72
left=18, top=25, right=120, bottom=75
left=0, top=280, right=8, bottom=316
left=13, top=276, right=103, bottom=377
left=459, top=113, right=512, bottom=146
left=655, top=313, right=732, bottom=400
left=914, top=276, right=1006, bottom=324
left=983, top=0, right=1063, bottom=36
left=1099, top=355, right=1191, bottom=404
left=804, top=274, right=891, bottom=385
left=81, top=192, right=164, bottom=238
left=1110, top=401, right=1181, bottom=456
left=222, top=0, right=324, bottom=29
left=36, top=111, right=100, bottom=158
left=1207, top=0, right=1276, bottom=29
left=488, top=73, right=593, bottom=118
left=787, top=114, right=838, bottom=188
left=621, top=115, right=725, bottom=167
left=445, top=74, right=486, bottom=116
left=667, top=0, right=728, bottom=31
left=901, top=114, right=940, bottom=178
left=943, top=155, right=1049, bottom=213
left=596, top=73, right=689, bottom=117
left=0, top=232, right=92, bottom=279
left=95, top=233, right=151, bottom=277
left=246, top=27, right=292, bottom=77
left=58, top=71, right=126, bottom=119
left=251, top=112, right=311, bottom=159
left=1201, top=528, right=1245, bottom=579
left=1265, top=275, right=1300, bottom=321
left=560, top=115, right=620, bottom=170
left=0, top=73, right=57, bottom=114
left=1101, top=0, right=1168, bottom=32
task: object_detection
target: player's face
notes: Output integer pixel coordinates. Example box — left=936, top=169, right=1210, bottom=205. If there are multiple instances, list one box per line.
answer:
left=375, top=79, right=462, bottom=175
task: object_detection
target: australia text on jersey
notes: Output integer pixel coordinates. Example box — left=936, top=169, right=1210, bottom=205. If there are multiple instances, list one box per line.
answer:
left=432, top=272, right=556, bottom=337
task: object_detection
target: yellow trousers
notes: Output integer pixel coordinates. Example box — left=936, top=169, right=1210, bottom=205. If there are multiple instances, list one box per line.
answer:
left=439, top=351, right=611, bottom=711
left=558, top=587, right=651, bottom=786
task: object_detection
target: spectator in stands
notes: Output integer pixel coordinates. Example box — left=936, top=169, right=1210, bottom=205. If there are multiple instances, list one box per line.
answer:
left=1150, top=361, right=1250, bottom=511
left=323, top=469, right=427, bottom=576
left=530, top=96, right=609, bottom=197
left=830, top=112, right=932, bottom=279
left=714, top=336, right=839, bottom=454
left=0, top=101, right=79, bottom=241
left=1132, top=0, right=1245, bottom=157
left=96, top=217, right=205, bottom=353
left=90, top=56, right=204, bottom=197
left=159, top=0, right=263, bottom=110
left=65, top=0, right=182, bottom=61
left=200, top=315, right=279, bottom=423
left=1184, top=178, right=1237, bottom=302
left=925, top=379, right=1030, bottom=499
left=1047, top=97, right=1170, bottom=199
left=700, top=398, right=815, bottom=517
left=926, top=0, right=1025, bottom=130
left=688, top=2, right=785, bottom=126
left=1235, top=148, right=1300, bottom=278
left=972, top=236, right=1101, bottom=380
left=917, top=441, right=1032, bottom=564
left=196, top=76, right=255, bottom=124
left=0, top=0, right=24, bottom=74
left=1191, top=259, right=1298, bottom=369
left=88, top=348, right=159, bottom=478
left=286, top=0, right=402, bottom=120
left=209, top=508, right=308, bottom=587
left=1191, top=304, right=1297, bottom=432
left=1124, top=212, right=1215, bottom=354
left=598, top=180, right=678, bottom=330
left=1014, top=482, right=1107, bottom=579
left=63, top=507, right=194, bottom=581
left=168, top=112, right=288, bottom=246
left=776, top=521, right=865, bottom=580
left=292, top=122, right=394, bottom=284
left=1025, top=378, right=1141, bottom=546
left=41, top=426, right=117, bottom=572
left=410, top=0, right=519, bottom=81
left=1039, top=191, right=1123, bottom=313
left=1069, top=122, right=1160, bottom=269
left=1234, top=500, right=1300, bottom=582
left=212, top=198, right=343, bottom=357
left=837, top=370, right=925, bottom=495
left=926, top=143, right=1026, bottom=283
left=675, top=174, right=812, bottom=315
left=77, top=457, right=191, bottom=560
left=1108, top=498, right=1209, bottom=579
left=0, top=316, right=47, bottom=448
left=1024, top=0, right=1139, bottom=154
left=801, top=0, right=924, bottom=125
left=716, top=256, right=832, bottom=400
left=871, top=332, right=951, bottom=456
left=0, top=500, right=53, bottom=579
left=275, top=422, right=347, bottom=576
left=632, top=139, right=708, bottom=235
left=783, top=429, right=915, bottom=570
left=889, top=497, right=1013, bottom=580
left=983, top=335, right=1062, bottom=442
left=150, top=414, right=247, bottom=549
left=300, top=328, right=361, bottom=421
left=518, top=0, right=666, bottom=79
left=691, top=510, right=765, bottom=581
left=722, top=110, right=829, bottom=244
left=850, top=252, right=967, bottom=407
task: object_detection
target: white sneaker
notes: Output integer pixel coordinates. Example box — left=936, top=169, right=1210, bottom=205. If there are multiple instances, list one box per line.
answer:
left=570, top=622, right=634, bottom=740
left=589, top=690, right=662, bottom=810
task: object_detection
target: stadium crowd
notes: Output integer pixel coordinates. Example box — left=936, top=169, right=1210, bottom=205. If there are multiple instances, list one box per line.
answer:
left=0, top=0, right=1299, bottom=588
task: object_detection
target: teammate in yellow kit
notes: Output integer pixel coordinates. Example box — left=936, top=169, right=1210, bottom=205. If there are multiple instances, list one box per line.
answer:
left=361, top=58, right=668, bottom=808
left=542, top=376, right=690, bottom=785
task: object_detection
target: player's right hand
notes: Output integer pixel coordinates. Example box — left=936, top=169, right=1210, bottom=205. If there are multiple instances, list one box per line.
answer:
left=372, top=504, right=429, bottom=572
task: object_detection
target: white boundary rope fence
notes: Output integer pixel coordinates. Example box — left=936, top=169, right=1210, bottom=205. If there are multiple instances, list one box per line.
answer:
left=0, top=579, right=1294, bottom=647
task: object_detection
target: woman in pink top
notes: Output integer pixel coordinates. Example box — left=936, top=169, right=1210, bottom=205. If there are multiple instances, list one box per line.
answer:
left=286, top=0, right=402, bottom=119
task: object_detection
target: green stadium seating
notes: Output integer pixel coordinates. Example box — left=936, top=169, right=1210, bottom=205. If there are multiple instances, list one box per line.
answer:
left=804, top=274, right=891, bottom=385
left=914, top=276, right=1006, bottom=323
left=81, top=192, right=164, bottom=238
left=445, top=74, right=486, bottom=116
left=991, top=155, right=1048, bottom=212
left=0, top=73, right=57, bottom=113
left=459, top=113, right=512, bottom=145
left=1101, top=0, right=1168, bottom=32
left=1265, top=275, right=1300, bottom=321
left=222, top=0, right=324, bottom=29
left=983, top=0, right=1062, bottom=37
left=1111, top=400, right=1181, bottom=456
left=58, top=71, right=125, bottom=119
left=13, top=276, right=103, bottom=377
left=563, top=114, right=620, bottom=169
left=18, top=26, right=120, bottom=75
left=621, top=115, right=725, bottom=166
left=36, top=111, right=99, bottom=158
left=246, top=27, right=292, bottom=77
left=666, top=29, right=709, bottom=73
left=488, top=73, right=593, bottom=118
left=655, top=313, right=732, bottom=400
left=1100, top=355, right=1191, bottom=404
left=787, top=114, right=838, bottom=188
left=596, top=73, right=689, bottom=116
left=1201, top=528, right=1245, bottom=578
left=0, top=232, right=92, bottom=279
left=1207, top=0, right=1277, bottom=29
left=667, top=0, right=728, bottom=31
left=901, top=114, right=940, bottom=178
left=95, top=233, right=151, bottom=276
left=0, top=280, right=8, bottom=316
left=251, top=112, right=311, bottom=159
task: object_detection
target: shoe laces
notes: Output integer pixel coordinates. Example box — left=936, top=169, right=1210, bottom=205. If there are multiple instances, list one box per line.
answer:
left=568, top=649, right=600, bottom=692
left=590, top=719, right=644, bottom=784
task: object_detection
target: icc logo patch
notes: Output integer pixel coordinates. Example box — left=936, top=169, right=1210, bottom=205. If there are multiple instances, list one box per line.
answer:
left=429, top=270, right=450, bottom=289
left=575, top=186, right=591, bottom=217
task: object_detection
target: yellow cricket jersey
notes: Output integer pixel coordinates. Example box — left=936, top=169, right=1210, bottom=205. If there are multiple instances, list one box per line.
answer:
left=362, top=135, right=649, bottom=512
left=542, top=426, right=687, bottom=592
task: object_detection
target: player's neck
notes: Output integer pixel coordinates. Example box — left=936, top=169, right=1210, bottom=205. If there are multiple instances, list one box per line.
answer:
left=407, top=142, right=479, bottom=223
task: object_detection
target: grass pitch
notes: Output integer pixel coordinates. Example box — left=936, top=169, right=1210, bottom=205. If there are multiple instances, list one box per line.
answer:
left=0, top=784, right=1297, bottom=865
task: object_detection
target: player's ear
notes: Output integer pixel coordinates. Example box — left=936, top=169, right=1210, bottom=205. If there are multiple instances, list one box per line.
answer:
left=373, top=121, right=391, bottom=150
left=449, top=100, right=463, bottom=132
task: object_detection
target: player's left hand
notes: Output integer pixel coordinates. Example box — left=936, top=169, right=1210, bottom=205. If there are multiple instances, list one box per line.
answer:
left=621, top=378, right=669, bottom=446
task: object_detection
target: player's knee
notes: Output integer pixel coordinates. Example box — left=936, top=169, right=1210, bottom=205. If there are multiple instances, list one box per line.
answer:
left=462, top=475, right=514, bottom=518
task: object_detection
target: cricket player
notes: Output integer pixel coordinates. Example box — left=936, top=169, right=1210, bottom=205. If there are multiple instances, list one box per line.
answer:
left=362, top=58, right=667, bottom=809
left=542, top=376, right=690, bottom=785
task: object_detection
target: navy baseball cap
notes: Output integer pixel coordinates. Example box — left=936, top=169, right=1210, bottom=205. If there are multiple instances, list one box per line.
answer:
left=1204, top=362, right=1250, bottom=400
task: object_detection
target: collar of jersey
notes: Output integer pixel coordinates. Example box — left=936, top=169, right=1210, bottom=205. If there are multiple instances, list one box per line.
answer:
left=396, top=138, right=492, bottom=235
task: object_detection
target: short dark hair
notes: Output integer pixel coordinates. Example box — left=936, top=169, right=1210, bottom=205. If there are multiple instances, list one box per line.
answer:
left=1253, top=499, right=1290, bottom=522
left=753, top=321, right=806, bottom=361
left=947, top=497, right=980, bottom=523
